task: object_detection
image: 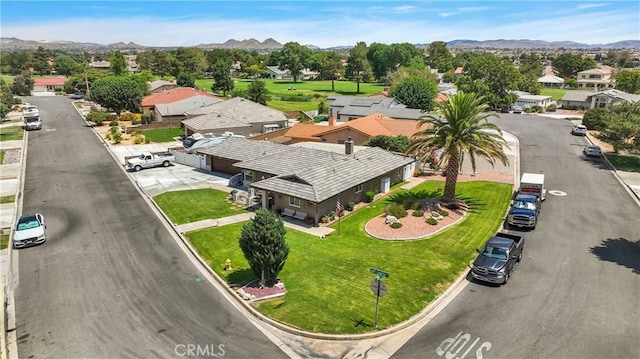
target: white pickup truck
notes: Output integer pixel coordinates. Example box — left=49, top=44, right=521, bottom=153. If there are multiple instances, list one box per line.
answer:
left=125, top=152, right=175, bottom=171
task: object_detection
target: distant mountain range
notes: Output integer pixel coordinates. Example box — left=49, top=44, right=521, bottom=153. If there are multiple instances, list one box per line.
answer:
left=1, top=37, right=638, bottom=51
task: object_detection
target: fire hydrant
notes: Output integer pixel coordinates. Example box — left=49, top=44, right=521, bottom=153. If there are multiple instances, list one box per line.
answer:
left=224, top=259, right=232, bottom=271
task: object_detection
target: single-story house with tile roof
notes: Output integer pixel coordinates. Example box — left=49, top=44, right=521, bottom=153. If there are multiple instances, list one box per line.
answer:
left=328, top=95, right=425, bottom=121
left=195, top=136, right=415, bottom=223
left=154, top=95, right=223, bottom=122
left=89, top=60, right=110, bottom=71
left=265, top=66, right=291, bottom=80
left=586, top=89, right=640, bottom=109
left=537, top=74, right=564, bottom=88
left=314, top=113, right=420, bottom=145
left=195, top=136, right=290, bottom=174
left=32, top=77, right=67, bottom=93
left=140, top=87, right=219, bottom=120
left=513, top=94, right=554, bottom=109
left=244, top=145, right=415, bottom=224
left=148, top=80, right=179, bottom=93
left=182, top=97, right=289, bottom=137
left=559, top=91, right=592, bottom=109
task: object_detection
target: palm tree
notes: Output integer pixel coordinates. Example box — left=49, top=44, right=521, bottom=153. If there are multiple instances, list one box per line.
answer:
left=407, top=91, right=510, bottom=202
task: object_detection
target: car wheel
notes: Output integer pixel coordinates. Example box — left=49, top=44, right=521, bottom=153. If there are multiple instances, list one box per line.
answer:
left=503, top=272, right=510, bottom=285
left=162, top=161, right=170, bottom=167
left=134, top=165, right=142, bottom=172
left=517, top=252, right=522, bottom=262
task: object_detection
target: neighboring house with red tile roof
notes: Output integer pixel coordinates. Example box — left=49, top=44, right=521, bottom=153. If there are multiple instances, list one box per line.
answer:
left=314, top=113, right=421, bottom=144
left=140, top=87, right=220, bottom=120
left=32, top=77, right=67, bottom=93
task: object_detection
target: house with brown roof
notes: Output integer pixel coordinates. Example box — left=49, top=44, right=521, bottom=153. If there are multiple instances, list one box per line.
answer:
left=314, top=113, right=420, bottom=145
left=140, top=87, right=220, bottom=121
left=32, top=77, right=67, bottom=93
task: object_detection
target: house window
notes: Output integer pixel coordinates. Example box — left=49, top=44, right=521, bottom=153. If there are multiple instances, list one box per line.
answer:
left=245, top=170, right=254, bottom=181
left=289, top=197, right=301, bottom=208
left=355, top=184, right=363, bottom=193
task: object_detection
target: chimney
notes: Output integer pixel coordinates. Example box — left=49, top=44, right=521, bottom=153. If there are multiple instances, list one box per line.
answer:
left=345, top=137, right=354, bottom=155
left=328, top=115, right=336, bottom=127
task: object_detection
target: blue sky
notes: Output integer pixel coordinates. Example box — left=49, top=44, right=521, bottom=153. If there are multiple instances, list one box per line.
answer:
left=1, top=1, right=638, bottom=48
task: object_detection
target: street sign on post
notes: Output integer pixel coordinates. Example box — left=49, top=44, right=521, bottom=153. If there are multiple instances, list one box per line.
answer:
left=369, top=268, right=389, bottom=328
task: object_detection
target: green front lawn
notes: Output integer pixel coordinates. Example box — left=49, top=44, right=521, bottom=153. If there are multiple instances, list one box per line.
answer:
left=153, top=188, right=247, bottom=225
left=0, top=195, right=15, bottom=204
left=0, top=232, right=8, bottom=250
left=606, top=153, right=640, bottom=173
left=0, top=150, right=5, bottom=164
left=139, top=127, right=184, bottom=143
left=540, top=88, right=567, bottom=101
left=185, top=180, right=512, bottom=334
left=0, top=125, right=24, bottom=141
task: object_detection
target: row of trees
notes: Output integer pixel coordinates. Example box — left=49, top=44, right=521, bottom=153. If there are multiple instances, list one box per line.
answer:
left=582, top=102, right=640, bottom=153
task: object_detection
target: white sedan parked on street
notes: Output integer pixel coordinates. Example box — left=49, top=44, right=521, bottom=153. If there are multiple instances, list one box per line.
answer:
left=13, top=213, right=47, bottom=249
left=583, top=145, right=603, bottom=157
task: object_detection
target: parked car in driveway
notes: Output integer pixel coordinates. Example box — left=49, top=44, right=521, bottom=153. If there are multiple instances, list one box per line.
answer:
left=69, top=92, right=84, bottom=99
left=512, top=106, right=524, bottom=114
left=13, top=213, right=47, bottom=249
left=572, top=124, right=588, bottom=136
left=583, top=145, right=603, bottom=157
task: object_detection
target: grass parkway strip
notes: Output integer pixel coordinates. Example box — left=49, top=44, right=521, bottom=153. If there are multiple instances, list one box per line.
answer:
left=170, top=180, right=512, bottom=334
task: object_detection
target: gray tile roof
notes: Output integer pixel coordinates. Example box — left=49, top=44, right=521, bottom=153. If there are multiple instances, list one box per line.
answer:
left=182, top=97, right=288, bottom=131
left=235, top=146, right=349, bottom=176
left=590, top=89, right=640, bottom=103
left=196, top=136, right=290, bottom=161
left=251, top=146, right=414, bottom=202
left=328, top=95, right=403, bottom=108
left=560, top=91, right=592, bottom=102
left=339, top=106, right=425, bottom=120
left=156, top=96, right=222, bottom=116
left=148, top=80, right=175, bottom=91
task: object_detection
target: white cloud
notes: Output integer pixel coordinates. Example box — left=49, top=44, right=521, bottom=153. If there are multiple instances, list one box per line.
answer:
left=577, top=3, right=607, bottom=10
left=393, top=5, right=416, bottom=13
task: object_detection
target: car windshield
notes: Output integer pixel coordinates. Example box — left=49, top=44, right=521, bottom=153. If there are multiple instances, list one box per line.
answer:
left=482, top=246, right=508, bottom=260
left=26, top=118, right=39, bottom=123
left=513, top=200, right=537, bottom=210
left=17, top=216, right=40, bottom=231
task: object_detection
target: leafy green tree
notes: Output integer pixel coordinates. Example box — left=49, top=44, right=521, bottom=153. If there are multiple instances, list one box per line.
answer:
left=406, top=91, right=509, bottom=202
left=247, top=79, right=268, bottom=105
left=367, top=43, right=424, bottom=82
left=173, top=47, right=207, bottom=78
left=310, top=51, right=344, bottom=91
left=1, top=51, right=32, bottom=75
left=11, top=71, right=34, bottom=96
left=614, top=70, right=640, bottom=94
left=1, top=79, right=16, bottom=108
left=63, top=67, right=108, bottom=95
left=53, top=55, right=79, bottom=76
left=553, top=53, right=596, bottom=78
left=582, top=107, right=610, bottom=131
left=363, top=135, right=410, bottom=152
left=89, top=76, right=144, bottom=115
left=109, top=50, right=127, bottom=76
left=518, top=53, right=544, bottom=79
left=426, top=41, right=453, bottom=73
left=0, top=103, right=9, bottom=120
left=176, top=72, right=195, bottom=88
left=346, top=41, right=373, bottom=93
left=211, top=59, right=235, bottom=95
left=238, top=208, right=289, bottom=288
left=30, top=46, right=52, bottom=76
left=137, top=50, right=175, bottom=77
left=389, top=76, right=439, bottom=111
left=278, top=42, right=313, bottom=83
left=592, top=102, right=640, bottom=152
left=455, top=53, right=520, bottom=109
left=109, top=50, right=128, bottom=76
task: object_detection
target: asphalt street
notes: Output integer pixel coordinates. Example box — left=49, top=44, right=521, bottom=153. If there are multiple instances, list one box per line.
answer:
left=13, top=96, right=289, bottom=358
left=392, top=113, right=640, bottom=359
